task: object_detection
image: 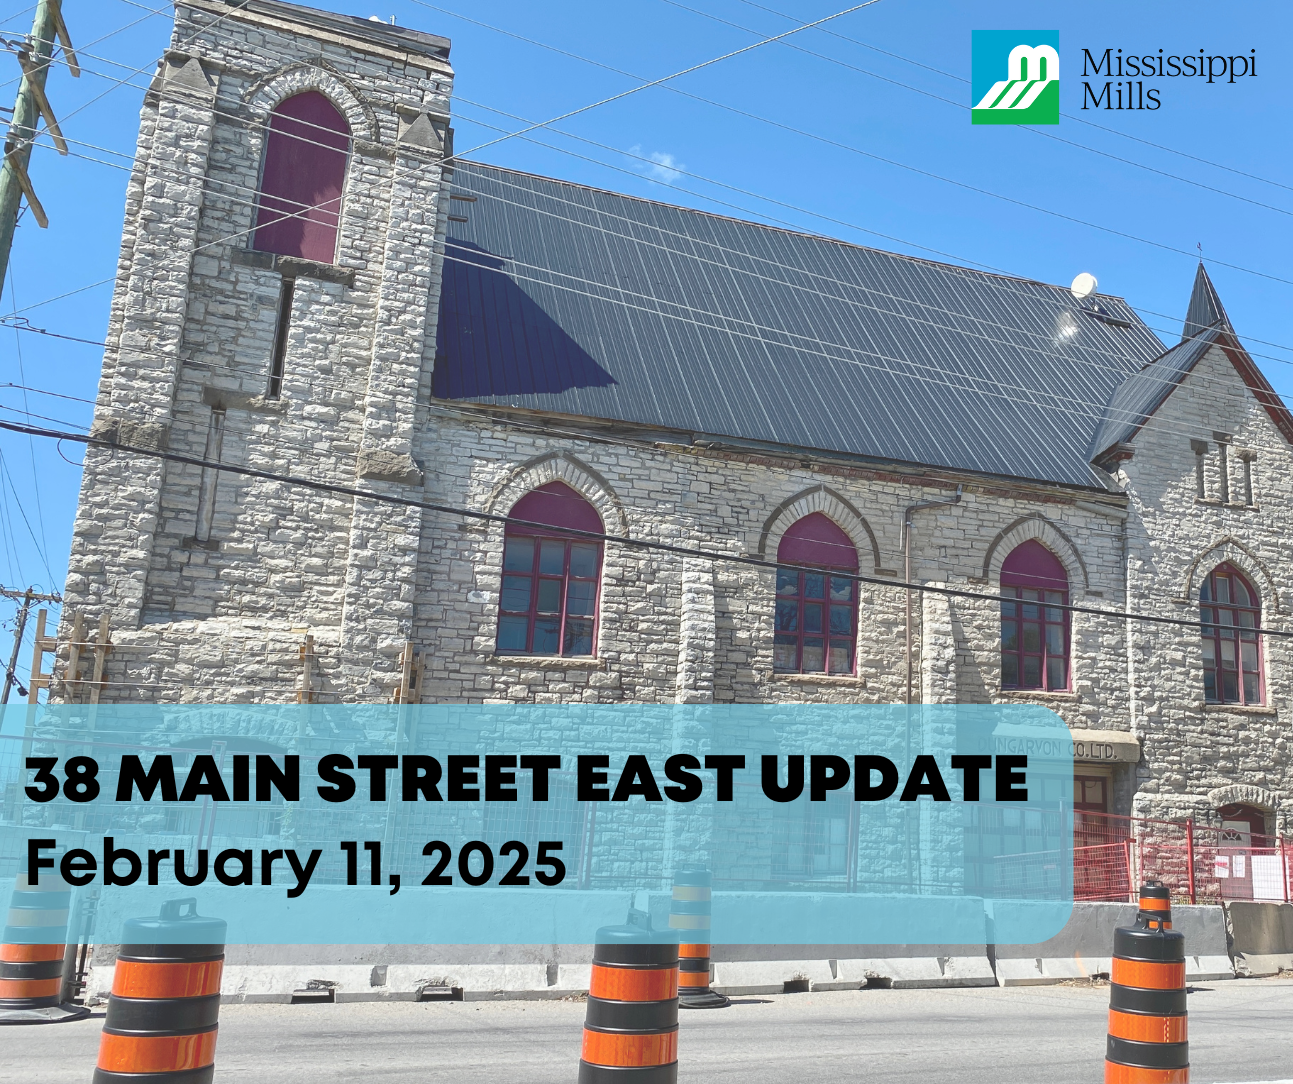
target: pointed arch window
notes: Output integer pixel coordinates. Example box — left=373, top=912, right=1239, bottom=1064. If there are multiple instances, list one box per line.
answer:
left=1000, top=541, right=1070, bottom=691
left=1200, top=563, right=1263, bottom=705
left=774, top=513, right=858, bottom=675
left=496, top=482, right=603, bottom=657
left=253, top=91, right=350, bottom=264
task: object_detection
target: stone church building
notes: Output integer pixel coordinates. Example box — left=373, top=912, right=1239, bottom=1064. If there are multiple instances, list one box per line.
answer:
left=56, top=0, right=1292, bottom=850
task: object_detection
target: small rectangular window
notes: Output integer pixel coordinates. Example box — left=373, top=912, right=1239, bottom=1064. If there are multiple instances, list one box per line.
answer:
left=1241, top=453, right=1254, bottom=506
left=1190, top=439, right=1208, bottom=499
left=267, top=277, right=295, bottom=399
left=1213, top=432, right=1232, bottom=504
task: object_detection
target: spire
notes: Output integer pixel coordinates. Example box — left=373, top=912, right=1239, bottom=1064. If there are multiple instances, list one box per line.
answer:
left=1181, top=262, right=1231, bottom=341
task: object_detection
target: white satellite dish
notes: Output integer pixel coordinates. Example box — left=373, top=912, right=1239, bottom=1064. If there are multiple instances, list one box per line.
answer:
left=1070, top=272, right=1098, bottom=301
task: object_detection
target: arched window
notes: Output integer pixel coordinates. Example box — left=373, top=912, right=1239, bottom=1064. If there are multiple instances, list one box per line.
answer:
left=253, top=91, right=350, bottom=264
left=1000, top=540, right=1069, bottom=691
left=496, top=482, right=603, bottom=657
left=774, top=513, right=858, bottom=674
left=1200, top=563, right=1263, bottom=705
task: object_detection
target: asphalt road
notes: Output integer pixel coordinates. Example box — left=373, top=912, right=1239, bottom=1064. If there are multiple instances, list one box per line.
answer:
left=5, top=980, right=1292, bottom=1083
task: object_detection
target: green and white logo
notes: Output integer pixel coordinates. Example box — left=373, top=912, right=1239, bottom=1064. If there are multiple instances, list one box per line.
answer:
left=972, top=30, right=1060, bottom=125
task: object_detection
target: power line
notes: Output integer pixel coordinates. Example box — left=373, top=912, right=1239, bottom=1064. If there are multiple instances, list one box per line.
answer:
left=446, top=1, right=884, bottom=163
left=44, top=8, right=1293, bottom=317
left=0, top=445, right=55, bottom=583
left=728, top=0, right=1293, bottom=201
left=23, top=22, right=1293, bottom=378
left=4, top=416, right=1287, bottom=641
left=658, top=0, right=1293, bottom=224
left=19, top=83, right=1286, bottom=449
left=408, top=0, right=1293, bottom=290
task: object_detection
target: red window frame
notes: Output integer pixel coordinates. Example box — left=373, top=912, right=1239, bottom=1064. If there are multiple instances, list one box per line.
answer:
left=772, top=514, right=859, bottom=676
left=494, top=482, right=605, bottom=659
left=773, top=567, right=858, bottom=674
left=496, top=534, right=601, bottom=657
left=1000, top=541, right=1070, bottom=692
left=1200, top=563, right=1263, bottom=705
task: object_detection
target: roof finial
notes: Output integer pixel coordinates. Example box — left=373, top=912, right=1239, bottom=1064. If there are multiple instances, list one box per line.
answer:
left=1197, top=241, right=1203, bottom=260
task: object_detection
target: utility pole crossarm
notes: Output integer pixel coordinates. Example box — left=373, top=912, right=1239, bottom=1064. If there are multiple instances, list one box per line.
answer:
left=49, top=0, right=79, bottom=77
left=0, top=0, right=76, bottom=297
left=15, top=50, right=68, bottom=153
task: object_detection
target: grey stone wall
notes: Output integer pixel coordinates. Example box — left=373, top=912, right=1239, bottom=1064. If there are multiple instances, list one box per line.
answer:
left=53, top=2, right=1292, bottom=844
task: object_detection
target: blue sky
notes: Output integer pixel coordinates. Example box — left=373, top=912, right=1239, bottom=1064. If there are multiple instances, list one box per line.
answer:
left=1, top=0, right=1290, bottom=686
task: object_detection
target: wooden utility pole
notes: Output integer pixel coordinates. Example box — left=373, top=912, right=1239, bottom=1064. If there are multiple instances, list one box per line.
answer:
left=1, top=584, right=60, bottom=702
left=0, top=0, right=78, bottom=301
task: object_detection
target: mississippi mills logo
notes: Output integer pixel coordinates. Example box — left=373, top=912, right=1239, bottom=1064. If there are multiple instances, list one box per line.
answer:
left=971, top=30, right=1060, bottom=125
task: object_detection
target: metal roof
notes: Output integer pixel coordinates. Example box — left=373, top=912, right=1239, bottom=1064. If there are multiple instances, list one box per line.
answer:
left=1181, top=263, right=1230, bottom=342
left=433, top=162, right=1168, bottom=489
left=1087, top=326, right=1222, bottom=461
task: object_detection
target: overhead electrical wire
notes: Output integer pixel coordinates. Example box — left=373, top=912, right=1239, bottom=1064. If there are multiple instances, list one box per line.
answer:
left=729, top=0, right=1293, bottom=201
left=6, top=128, right=1289, bottom=481
left=28, top=6, right=1293, bottom=308
left=658, top=0, right=1293, bottom=223
left=2, top=9, right=1282, bottom=491
left=20, top=85, right=1290, bottom=436
left=15, top=13, right=1293, bottom=380
left=3, top=416, right=1288, bottom=642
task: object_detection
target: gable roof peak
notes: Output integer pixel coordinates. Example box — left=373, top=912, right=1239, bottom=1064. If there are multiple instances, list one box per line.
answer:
left=1182, top=261, right=1231, bottom=341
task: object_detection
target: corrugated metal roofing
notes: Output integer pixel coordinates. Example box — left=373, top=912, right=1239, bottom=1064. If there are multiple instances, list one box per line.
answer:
left=433, top=162, right=1168, bottom=489
left=1087, top=326, right=1222, bottom=460
left=1181, top=263, right=1230, bottom=342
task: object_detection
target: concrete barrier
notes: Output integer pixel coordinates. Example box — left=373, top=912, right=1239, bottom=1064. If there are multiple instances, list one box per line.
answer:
left=85, top=944, right=593, bottom=1004
left=82, top=901, right=1243, bottom=1000
left=709, top=944, right=996, bottom=993
left=992, top=902, right=1233, bottom=986
left=1226, top=902, right=1293, bottom=977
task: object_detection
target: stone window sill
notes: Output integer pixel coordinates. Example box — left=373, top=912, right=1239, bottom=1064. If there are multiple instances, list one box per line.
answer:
left=774, top=672, right=867, bottom=687
left=1201, top=702, right=1276, bottom=715
left=492, top=654, right=605, bottom=670
left=995, top=689, right=1080, bottom=703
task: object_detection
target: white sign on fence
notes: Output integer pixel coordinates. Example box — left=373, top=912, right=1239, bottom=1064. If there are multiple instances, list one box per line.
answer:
left=1251, top=854, right=1285, bottom=902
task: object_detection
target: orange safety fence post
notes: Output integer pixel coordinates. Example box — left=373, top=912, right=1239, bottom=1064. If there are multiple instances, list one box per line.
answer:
left=94, top=898, right=225, bottom=1084
left=1104, top=882, right=1188, bottom=1084
left=669, top=867, right=729, bottom=1009
left=579, top=911, right=679, bottom=1083
left=0, top=870, right=88, bottom=1025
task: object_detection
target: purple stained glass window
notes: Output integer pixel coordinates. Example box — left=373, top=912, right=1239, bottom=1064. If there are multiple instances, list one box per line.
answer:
left=253, top=91, right=350, bottom=264
left=1000, top=540, right=1069, bottom=691
left=774, top=514, right=858, bottom=675
left=1200, top=563, right=1263, bottom=705
left=496, top=482, right=603, bottom=658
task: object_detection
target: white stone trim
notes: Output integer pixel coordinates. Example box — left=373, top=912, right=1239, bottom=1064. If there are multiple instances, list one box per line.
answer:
left=1207, top=784, right=1277, bottom=812
left=481, top=452, right=629, bottom=536
left=757, top=485, right=881, bottom=571
left=982, top=514, right=1089, bottom=594
left=243, top=61, right=379, bottom=142
left=1179, top=536, right=1283, bottom=614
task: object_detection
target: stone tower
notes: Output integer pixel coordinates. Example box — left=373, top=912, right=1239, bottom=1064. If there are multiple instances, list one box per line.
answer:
left=61, top=0, right=454, bottom=701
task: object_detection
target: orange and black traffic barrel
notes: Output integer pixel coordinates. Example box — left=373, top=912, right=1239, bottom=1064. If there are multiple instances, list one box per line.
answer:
left=95, top=899, right=226, bottom=1084
left=1137, top=882, right=1172, bottom=929
left=579, top=919, right=679, bottom=1083
left=1105, top=892, right=1188, bottom=1084
left=669, top=867, right=728, bottom=1009
left=0, top=871, right=87, bottom=1024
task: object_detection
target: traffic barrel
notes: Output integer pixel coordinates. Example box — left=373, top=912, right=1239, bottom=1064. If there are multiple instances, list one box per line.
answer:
left=94, top=898, right=226, bottom=1084
left=579, top=918, right=679, bottom=1083
left=0, top=871, right=88, bottom=1025
left=668, top=867, right=728, bottom=1009
left=1138, top=882, right=1172, bottom=930
left=1104, top=887, right=1188, bottom=1084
